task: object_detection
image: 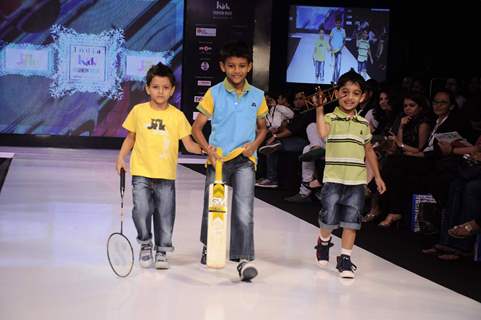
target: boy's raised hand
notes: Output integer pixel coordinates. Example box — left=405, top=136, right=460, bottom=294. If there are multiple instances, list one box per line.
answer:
left=313, top=89, right=325, bottom=111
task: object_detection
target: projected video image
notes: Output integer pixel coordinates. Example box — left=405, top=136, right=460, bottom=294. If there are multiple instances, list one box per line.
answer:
left=0, top=0, right=183, bottom=137
left=286, top=5, right=390, bottom=85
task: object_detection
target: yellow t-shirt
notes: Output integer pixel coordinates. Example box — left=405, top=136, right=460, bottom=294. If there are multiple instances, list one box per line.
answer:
left=122, top=102, right=191, bottom=180
left=313, top=39, right=329, bottom=61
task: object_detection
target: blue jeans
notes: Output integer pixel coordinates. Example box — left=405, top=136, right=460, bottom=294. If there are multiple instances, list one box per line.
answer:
left=319, top=182, right=364, bottom=230
left=315, top=60, right=325, bottom=79
left=332, top=51, right=342, bottom=83
left=266, top=137, right=308, bottom=181
left=200, top=155, right=256, bottom=261
left=357, top=60, right=367, bottom=74
left=132, top=176, right=176, bottom=252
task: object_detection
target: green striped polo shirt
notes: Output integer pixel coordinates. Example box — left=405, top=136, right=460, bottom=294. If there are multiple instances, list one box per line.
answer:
left=323, top=107, right=372, bottom=185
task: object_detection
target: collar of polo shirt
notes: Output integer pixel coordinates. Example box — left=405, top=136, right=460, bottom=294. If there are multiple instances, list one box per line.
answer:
left=223, top=78, right=251, bottom=95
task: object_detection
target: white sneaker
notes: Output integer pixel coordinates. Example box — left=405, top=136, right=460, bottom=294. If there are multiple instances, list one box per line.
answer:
left=155, top=251, right=169, bottom=269
left=139, top=243, right=153, bottom=268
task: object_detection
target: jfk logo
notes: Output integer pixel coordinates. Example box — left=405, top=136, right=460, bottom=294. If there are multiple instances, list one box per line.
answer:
left=147, top=119, right=165, bottom=131
left=216, top=1, right=230, bottom=10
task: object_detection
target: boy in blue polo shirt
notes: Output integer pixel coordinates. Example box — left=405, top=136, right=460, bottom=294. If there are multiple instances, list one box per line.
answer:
left=329, top=16, right=346, bottom=83
left=192, top=41, right=268, bottom=281
left=314, top=70, right=386, bottom=278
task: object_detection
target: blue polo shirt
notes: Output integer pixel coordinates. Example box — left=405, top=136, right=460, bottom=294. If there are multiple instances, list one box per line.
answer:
left=330, top=27, right=346, bottom=53
left=197, top=78, right=268, bottom=163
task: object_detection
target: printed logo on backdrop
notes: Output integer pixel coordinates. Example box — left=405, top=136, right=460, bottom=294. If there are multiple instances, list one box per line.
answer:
left=196, top=27, right=216, bottom=37
left=197, top=80, right=211, bottom=86
left=50, top=25, right=124, bottom=99
left=0, top=43, right=54, bottom=77
left=194, top=95, right=203, bottom=103
left=200, top=61, right=210, bottom=71
left=0, top=25, right=177, bottom=100
left=121, top=49, right=173, bottom=81
left=70, top=45, right=106, bottom=81
left=198, top=44, right=213, bottom=55
left=213, top=1, right=232, bottom=19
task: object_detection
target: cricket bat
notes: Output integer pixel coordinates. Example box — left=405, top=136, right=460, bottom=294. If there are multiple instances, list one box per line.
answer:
left=207, top=148, right=228, bottom=269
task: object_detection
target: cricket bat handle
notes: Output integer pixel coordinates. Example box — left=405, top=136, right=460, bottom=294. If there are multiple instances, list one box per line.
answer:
left=215, top=148, right=223, bottom=182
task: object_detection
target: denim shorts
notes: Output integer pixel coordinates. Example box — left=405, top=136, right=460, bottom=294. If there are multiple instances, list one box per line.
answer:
left=319, top=182, right=365, bottom=230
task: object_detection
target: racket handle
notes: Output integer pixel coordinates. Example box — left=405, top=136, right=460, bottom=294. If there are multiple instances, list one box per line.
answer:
left=120, top=168, right=125, bottom=196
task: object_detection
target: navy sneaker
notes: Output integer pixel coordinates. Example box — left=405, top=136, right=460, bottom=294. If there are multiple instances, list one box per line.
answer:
left=336, top=254, right=357, bottom=278
left=237, top=260, right=258, bottom=282
left=200, top=246, right=207, bottom=265
left=315, top=237, right=333, bottom=266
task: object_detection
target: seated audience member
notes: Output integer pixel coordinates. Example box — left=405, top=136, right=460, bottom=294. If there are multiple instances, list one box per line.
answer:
left=363, top=87, right=401, bottom=222
left=256, top=91, right=311, bottom=188
left=423, top=138, right=481, bottom=260
left=265, top=92, right=295, bottom=135
left=376, top=93, right=432, bottom=227
left=284, top=122, right=325, bottom=202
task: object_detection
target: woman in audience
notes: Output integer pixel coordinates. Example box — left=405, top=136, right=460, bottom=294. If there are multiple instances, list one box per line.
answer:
left=364, top=86, right=400, bottom=138
left=376, top=93, right=432, bottom=227
left=402, top=89, right=474, bottom=207
left=363, top=87, right=401, bottom=222
left=423, top=137, right=481, bottom=260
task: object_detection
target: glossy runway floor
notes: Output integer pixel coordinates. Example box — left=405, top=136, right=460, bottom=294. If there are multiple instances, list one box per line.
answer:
left=0, top=147, right=480, bottom=320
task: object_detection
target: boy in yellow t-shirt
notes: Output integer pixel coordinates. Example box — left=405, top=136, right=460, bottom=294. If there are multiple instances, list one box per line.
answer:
left=116, top=62, right=201, bottom=270
left=313, top=28, right=330, bottom=82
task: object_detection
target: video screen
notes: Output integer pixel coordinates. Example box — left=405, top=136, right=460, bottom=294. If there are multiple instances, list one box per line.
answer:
left=286, top=5, right=390, bottom=85
left=0, top=0, right=183, bottom=137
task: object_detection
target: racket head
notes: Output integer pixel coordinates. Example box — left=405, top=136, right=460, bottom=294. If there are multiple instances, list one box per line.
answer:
left=107, top=232, right=134, bottom=277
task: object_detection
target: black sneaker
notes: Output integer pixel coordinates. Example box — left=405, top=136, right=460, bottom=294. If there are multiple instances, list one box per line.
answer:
left=258, top=141, right=281, bottom=155
left=200, top=246, right=207, bottom=266
left=284, top=193, right=312, bottom=203
left=255, top=178, right=278, bottom=188
left=298, top=147, right=325, bottom=162
left=336, top=254, right=357, bottom=278
left=315, top=237, right=333, bottom=266
left=237, top=260, right=258, bottom=282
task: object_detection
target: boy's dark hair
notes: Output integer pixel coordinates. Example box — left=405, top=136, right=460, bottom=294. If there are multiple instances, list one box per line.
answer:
left=146, top=62, right=175, bottom=86
left=219, top=40, right=252, bottom=63
left=336, top=69, right=367, bottom=92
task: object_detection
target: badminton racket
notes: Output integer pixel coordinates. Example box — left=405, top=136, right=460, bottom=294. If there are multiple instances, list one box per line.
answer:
left=107, top=168, right=134, bottom=277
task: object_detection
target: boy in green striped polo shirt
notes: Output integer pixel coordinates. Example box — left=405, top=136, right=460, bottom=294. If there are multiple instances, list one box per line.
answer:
left=314, top=70, right=386, bottom=278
